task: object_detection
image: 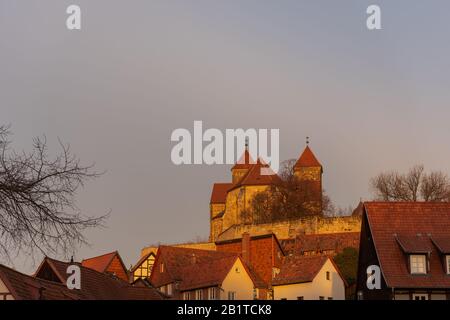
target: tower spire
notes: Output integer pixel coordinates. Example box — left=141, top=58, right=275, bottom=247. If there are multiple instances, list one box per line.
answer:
left=306, top=136, right=310, bottom=145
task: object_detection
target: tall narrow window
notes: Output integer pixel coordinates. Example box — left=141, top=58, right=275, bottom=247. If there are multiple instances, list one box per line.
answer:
left=160, top=263, right=164, bottom=273
left=196, top=289, right=203, bottom=300
left=228, top=291, right=236, bottom=300
left=208, top=288, right=217, bottom=300
left=326, top=271, right=330, bottom=280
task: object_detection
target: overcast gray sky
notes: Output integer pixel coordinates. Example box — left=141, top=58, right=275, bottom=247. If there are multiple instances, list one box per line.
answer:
left=1, top=0, right=450, bottom=273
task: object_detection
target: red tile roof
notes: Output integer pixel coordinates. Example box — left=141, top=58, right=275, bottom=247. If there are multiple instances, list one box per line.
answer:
left=33, top=257, right=164, bottom=300
left=81, top=251, right=118, bottom=273
left=150, top=246, right=236, bottom=288
left=150, top=246, right=265, bottom=290
left=294, top=146, right=322, bottom=168
left=177, top=255, right=240, bottom=291
left=230, top=162, right=281, bottom=191
left=0, top=263, right=78, bottom=300
left=431, top=236, right=450, bottom=254
left=210, top=183, right=233, bottom=204
left=272, top=255, right=329, bottom=286
left=364, top=201, right=450, bottom=288
left=281, top=232, right=360, bottom=255
left=395, top=234, right=433, bottom=253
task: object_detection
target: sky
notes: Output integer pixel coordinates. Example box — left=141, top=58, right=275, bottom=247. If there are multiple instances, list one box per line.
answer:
left=1, top=0, right=450, bottom=273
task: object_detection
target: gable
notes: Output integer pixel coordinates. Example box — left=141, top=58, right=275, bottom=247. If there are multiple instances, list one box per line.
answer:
left=34, top=259, right=65, bottom=283
left=222, top=258, right=255, bottom=290
left=106, top=255, right=129, bottom=282
left=0, top=277, right=14, bottom=300
left=132, top=253, right=156, bottom=281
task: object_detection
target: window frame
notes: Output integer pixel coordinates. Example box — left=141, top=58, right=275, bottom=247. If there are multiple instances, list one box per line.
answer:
left=228, top=291, right=236, bottom=300
left=196, top=289, right=203, bottom=300
left=412, top=293, right=428, bottom=300
left=208, top=287, right=217, bottom=300
left=409, top=254, right=427, bottom=274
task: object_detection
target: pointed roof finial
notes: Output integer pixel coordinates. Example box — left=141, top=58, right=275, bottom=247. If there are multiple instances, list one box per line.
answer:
left=245, top=137, right=249, bottom=150
left=306, top=136, right=310, bottom=145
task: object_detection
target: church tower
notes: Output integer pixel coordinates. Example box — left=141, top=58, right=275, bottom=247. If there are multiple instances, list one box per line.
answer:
left=294, top=139, right=323, bottom=212
left=231, top=146, right=254, bottom=184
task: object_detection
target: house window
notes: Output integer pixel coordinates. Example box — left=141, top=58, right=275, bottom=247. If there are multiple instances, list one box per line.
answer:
left=410, top=255, right=426, bottom=274
left=160, top=263, right=164, bottom=273
left=167, top=283, right=173, bottom=296
left=196, top=289, right=203, bottom=300
left=228, top=291, right=236, bottom=300
left=319, top=296, right=325, bottom=300
left=272, top=268, right=280, bottom=279
left=446, top=256, right=450, bottom=275
left=328, top=297, right=333, bottom=300
left=297, top=296, right=304, bottom=300
left=326, top=271, right=330, bottom=280
left=357, top=291, right=364, bottom=300
left=208, top=288, right=217, bottom=300
left=184, top=292, right=191, bottom=300
left=412, top=293, right=428, bottom=300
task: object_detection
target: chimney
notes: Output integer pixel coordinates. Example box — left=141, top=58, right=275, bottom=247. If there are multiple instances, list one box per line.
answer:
left=242, top=232, right=250, bottom=264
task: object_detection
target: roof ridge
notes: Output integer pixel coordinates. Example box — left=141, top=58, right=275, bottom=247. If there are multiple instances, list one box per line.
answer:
left=81, top=250, right=117, bottom=262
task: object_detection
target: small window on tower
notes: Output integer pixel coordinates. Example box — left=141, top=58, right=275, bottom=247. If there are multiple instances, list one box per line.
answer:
left=160, top=263, right=164, bottom=273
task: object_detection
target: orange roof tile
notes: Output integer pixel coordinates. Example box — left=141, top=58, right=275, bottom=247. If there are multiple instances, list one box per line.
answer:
left=272, top=255, right=329, bottom=286
left=210, top=183, right=233, bottom=204
left=150, top=246, right=265, bottom=290
left=230, top=162, right=281, bottom=191
left=81, top=251, right=118, bottom=273
left=294, top=146, right=322, bottom=168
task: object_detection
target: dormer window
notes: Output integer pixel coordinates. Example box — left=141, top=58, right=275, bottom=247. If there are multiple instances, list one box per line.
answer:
left=410, top=255, right=426, bottom=274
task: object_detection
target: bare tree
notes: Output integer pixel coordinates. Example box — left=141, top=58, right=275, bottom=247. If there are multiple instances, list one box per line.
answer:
left=0, top=125, right=107, bottom=262
left=249, top=159, right=333, bottom=222
left=420, top=171, right=450, bottom=202
left=370, top=172, right=405, bottom=201
left=370, top=164, right=450, bottom=202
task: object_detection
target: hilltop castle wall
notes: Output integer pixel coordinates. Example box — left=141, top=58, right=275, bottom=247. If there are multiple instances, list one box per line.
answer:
left=217, top=215, right=362, bottom=242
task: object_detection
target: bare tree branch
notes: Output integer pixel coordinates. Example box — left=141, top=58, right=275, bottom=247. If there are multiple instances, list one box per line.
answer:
left=0, top=126, right=107, bottom=263
left=370, top=164, right=450, bottom=202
